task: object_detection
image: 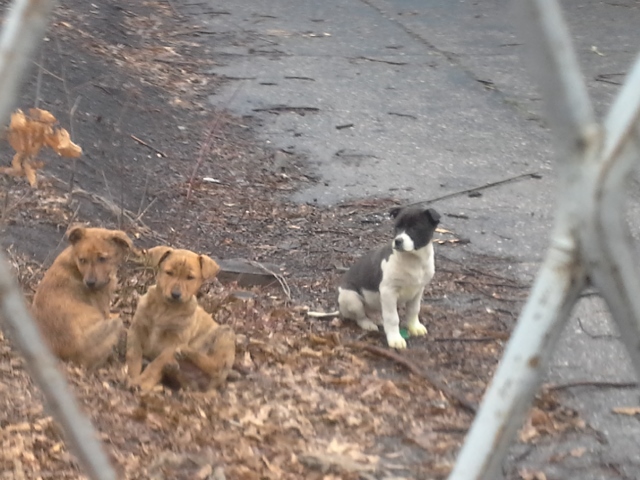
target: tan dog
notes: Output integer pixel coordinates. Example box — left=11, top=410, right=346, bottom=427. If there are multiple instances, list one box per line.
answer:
left=32, top=226, right=134, bottom=368
left=126, top=247, right=236, bottom=392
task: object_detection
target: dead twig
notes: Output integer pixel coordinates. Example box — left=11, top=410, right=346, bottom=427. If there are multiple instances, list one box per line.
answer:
left=454, top=279, right=528, bottom=290
left=248, top=260, right=291, bottom=300
left=131, top=134, right=167, bottom=157
left=185, top=83, right=243, bottom=203
left=357, top=56, right=407, bottom=66
left=383, top=172, right=542, bottom=213
left=165, top=0, right=182, bottom=17
left=47, top=175, right=155, bottom=237
left=347, top=342, right=477, bottom=414
left=34, top=51, right=43, bottom=108
left=134, top=197, right=157, bottom=223
left=31, top=60, right=64, bottom=82
left=545, top=380, right=638, bottom=391
left=38, top=204, right=81, bottom=272
left=137, top=173, right=150, bottom=217
left=428, top=337, right=501, bottom=343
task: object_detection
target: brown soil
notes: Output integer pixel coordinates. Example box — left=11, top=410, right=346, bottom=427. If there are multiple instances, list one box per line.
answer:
left=0, top=1, right=584, bottom=479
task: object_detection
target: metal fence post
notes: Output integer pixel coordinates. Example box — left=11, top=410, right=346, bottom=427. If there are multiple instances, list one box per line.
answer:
left=448, top=0, right=640, bottom=478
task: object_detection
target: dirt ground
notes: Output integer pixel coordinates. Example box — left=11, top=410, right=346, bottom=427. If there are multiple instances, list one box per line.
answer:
left=0, top=1, right=585, bottom=479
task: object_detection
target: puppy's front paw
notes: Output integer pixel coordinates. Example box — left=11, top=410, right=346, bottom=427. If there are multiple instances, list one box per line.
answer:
left=408, top=322, right=428, bottom=337
left=357, top=318, right=379, bottom=332
left=386, top=332, right=407, bottom=349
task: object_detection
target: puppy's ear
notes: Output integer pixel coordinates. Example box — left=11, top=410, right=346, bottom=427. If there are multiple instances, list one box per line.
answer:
left=199, top=254, right=220, bottom=280
left=110, top=230, right=134, bottom=253
left=423, top=208, right=441, bottom=225
left=389, top=207, right=402, bottom=219
left=67, top=226, right=85, bottom=245
left=146, top=246, right=173, bottom=268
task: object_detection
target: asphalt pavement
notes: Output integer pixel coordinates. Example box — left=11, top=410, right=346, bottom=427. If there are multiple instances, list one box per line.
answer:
left=183, top=0, right=640, bottom=478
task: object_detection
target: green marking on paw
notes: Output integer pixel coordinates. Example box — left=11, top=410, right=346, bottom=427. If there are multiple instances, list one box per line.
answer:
left=400, top=328, right=409, bottom=339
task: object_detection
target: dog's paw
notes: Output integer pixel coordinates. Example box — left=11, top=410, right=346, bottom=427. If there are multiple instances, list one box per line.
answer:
left=173, top=348, right=186, bottom=361
left=408, top=322, right=428, bottom=337
left=357, top=318, right=379, bottom=332
left=127, top=379, right=142, bottom=393
left=386, top=332, right=407, bottom=349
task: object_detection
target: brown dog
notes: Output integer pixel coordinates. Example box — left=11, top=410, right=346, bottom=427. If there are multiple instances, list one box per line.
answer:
left=32, top=226, right=134, bottom=368
left=126, top=246, right=236, bottom=392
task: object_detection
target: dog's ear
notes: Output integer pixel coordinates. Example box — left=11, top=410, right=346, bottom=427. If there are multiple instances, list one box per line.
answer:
left=199, top=254, right=220, bottom=280
left=389, top=207, right=402, bottom=219
left=67, top=226, right=85, bottom=245
left=423, top=208, right=441, bottom=225
left=146, top=246, right=173, bottom=268
left=110, top=230, right=134, bottom=253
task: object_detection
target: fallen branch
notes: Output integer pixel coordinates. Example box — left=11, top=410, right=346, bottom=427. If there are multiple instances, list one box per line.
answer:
left=347, top=342, right=477, bottom=414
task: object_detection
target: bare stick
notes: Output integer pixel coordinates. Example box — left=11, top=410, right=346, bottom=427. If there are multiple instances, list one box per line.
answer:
left=546, top=380, right=638, bottom=391
left=134, top=197, right=157, bottom=223
left=428, top=337, right=502, bottom=343
left=136, top=173, right=150, bottom=217
left=101, top=169, right=114, bottom=205
left=347, top=341, right=477, bottom=414
left=0, top=252, right=116, bottom=480
left=32, top=204, right=80, bottom=284
left=131, top=134, right=167, bottom=157
left=384, top=172, right=541, bottom=212
left=31, top=60, right=63, bottom=81
left=34, top=50, right=43, bottom=108
left=248, top=260, right=291, bottom=299
left=186, top=83, right=243, bottom=202
left=166, top=0, right=181, bottom=17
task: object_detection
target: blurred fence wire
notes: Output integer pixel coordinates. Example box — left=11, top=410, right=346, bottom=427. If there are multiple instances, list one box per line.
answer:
left=0, top=1, right=117, bottom=479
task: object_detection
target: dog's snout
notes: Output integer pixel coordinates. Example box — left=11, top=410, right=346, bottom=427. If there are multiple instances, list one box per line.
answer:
left=171, top=290, right=181, bottom=300
left=394, top=237, right=403, bottom=249
left=85, top=278, right=97, bottom=288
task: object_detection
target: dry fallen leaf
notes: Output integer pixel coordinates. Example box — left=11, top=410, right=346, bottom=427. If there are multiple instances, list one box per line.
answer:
left=1, top=108, right=82, bottom=187
left=519, top=407, right=554, bottom=443
left=520, top=469, right=547, bottom=480
left=612, top=406, right=640, bottom=416
left=570, top=447, right=586, bottom=458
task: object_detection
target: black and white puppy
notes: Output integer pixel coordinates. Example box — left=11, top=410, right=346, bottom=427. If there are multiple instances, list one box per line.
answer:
left=338, top=206, right=441, bottom=349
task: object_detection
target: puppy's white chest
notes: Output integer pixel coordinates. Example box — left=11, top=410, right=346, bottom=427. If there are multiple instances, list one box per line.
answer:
left=381, top=245, right=434, bottom=301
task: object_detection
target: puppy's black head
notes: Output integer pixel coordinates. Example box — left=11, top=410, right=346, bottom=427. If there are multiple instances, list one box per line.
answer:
left=389, top=206, right=440, bottom=252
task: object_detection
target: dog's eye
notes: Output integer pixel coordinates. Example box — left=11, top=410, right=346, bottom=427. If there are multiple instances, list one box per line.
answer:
left=78, top=258, right=87, bottom=265
left=187, top=275, right=195, bottom=281
left=165, top=271, right=174, bottom=277
left=98, top=256, right=108, bottom=263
